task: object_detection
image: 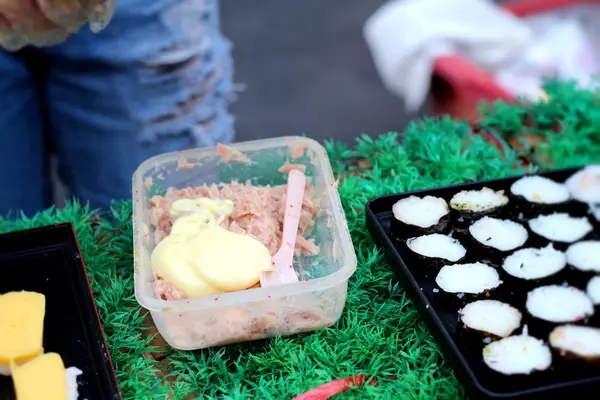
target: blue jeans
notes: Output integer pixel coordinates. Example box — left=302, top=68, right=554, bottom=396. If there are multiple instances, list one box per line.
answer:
left=0, top=0, right=234, bottom=217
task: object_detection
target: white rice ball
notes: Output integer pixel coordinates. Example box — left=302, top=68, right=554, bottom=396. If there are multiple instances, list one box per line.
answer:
left=450, top=187, right=508, bottom=212
left=566, top=241, right=600, bottom=273
left=392, top=196, right=449, bottom=228
left=549, top=325, right=600, bottom=359
left=406, top=234, right=466, bottom=262
left=566, top=165, right=600, bottom=203
left=469, top=217, right=528, bottom=251
left=510, top=176, right=570, bottom=204
left=502, top=244, right=566, bottom=280
left=587, top=276, right=600, bottom=305
left=65, top=367, right=82, bottom=400
left=460, top=300, right=522, bottom=337
left=528, top=213, right=592, bottom=243
left=482, top=333, right=552, bottom=375
left=526, top=285, right=594, bottom=323
left=436, top=263, right=501, bottom=294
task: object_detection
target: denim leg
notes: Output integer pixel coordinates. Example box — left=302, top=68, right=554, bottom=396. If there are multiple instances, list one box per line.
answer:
left=0, top=50, right=50, bottom=217
left=44, top=0, right=235, bottom=211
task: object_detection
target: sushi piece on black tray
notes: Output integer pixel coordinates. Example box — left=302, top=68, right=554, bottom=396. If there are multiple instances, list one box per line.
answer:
left=501, top=245, right=567, bottom=287
left=405, top=233, right=466, bottom=268
left=449, top=187, right=509, bottom=230
left=459, top=300, right=522, bottom=339
left=527, top=213, right=593, bottom=250
left=435, top=263, right=501, bottom=307
left=587, top=276, right=600, bottom=306
left=509, top=175, right=571, bottom=216
left=467, top=217, right=528, bottom=263
left=391, top=195, right=450, bottom=238
left=482, top=327, right=552, bottom=376
left=365, top=166, right=600, bottom=399
left=525, top=285, right=595, bottom=336
left=566, top=165, right=600, bottom=204
left=566, top=241, right=600, bottom=275
left=549, top=325, right=600, bottom=365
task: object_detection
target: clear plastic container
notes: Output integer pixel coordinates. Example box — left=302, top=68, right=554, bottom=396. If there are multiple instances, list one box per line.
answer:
left=132, top=137, right=357, bottom=350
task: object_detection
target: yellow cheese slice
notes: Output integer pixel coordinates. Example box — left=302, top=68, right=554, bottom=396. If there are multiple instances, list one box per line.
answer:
left=10, top=353, right=67, bottom=400
left=0, top=291, right=45, bottom=364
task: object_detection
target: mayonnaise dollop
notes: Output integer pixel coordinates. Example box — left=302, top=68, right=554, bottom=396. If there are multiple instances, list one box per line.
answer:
left=151, top=198, right=273, bottom=298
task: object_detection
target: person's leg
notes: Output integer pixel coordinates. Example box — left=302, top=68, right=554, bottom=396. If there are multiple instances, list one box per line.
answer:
left=0, top=49, right=51, bottom=217
left=45, top=0, right=235, bottom=211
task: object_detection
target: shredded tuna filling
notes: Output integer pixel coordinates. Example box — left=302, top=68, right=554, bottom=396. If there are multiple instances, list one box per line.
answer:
left=149, top=181, right=320, bottom=300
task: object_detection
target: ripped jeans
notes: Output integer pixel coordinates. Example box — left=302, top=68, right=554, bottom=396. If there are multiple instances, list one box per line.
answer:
left=0, top=0, right=234, bottom=217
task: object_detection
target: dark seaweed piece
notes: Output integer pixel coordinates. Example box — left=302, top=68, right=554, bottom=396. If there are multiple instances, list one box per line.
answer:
left=400, top=237, right=466, bottom=271
left=434, top=288, right=498, bottom=310
left=390, top=213, right=450, bottom=239
left=449, top=203, right=509, bottom=228
left=509, top=193, right=571, bottom=218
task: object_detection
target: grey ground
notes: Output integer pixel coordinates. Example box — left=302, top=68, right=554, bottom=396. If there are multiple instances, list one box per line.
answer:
left=221, top=0, right=425, bottom=144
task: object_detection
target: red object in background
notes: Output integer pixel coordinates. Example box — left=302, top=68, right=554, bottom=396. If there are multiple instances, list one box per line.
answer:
left=430, top=0, right=593, bottom=120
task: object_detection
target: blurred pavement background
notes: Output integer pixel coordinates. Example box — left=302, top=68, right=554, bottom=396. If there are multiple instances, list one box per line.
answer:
left=222, top=0, right=426, bottom=144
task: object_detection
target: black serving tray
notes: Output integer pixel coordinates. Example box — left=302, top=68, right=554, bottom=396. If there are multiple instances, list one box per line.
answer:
left=0, top=223, right=121, bottom=400
left=365, top=167, right=600, bottom=400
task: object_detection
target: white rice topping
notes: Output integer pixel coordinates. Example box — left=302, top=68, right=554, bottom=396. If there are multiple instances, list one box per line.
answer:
left=469, top=217, right=528, bottom=251
left=450, top=187, right=508, bottom=212
left=528, top=213, right=592, bottom=243
left=549, top=325, right=600, bottom=359
left=526, top=285, right=594, bottom=323
left=587, top=276, right=600, bottom=305
left=460, top=300, right=522, bottom=337
left=406, top=234, right=466, bottom=261
left=502, top=244, right=566, bottom=280
left=589, top=204, right=600, bottom=221
left=436, top=263, right=501, bottom=294
left=392, top=196, right=449, bottom=228
left=566, top=241, right=600, bottom=272
left=483, top=333, right=552, bottom=375
left=510, top=176, right=570, bottom=204
left=65, top=367, right=82, bottom=400
left=566, top=165, right=600, bottom=203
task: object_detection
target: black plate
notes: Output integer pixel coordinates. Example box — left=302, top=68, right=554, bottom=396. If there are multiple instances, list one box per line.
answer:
left=0, top=223, right=121, bottom=400
left=366, top=167, right=600, bottom=400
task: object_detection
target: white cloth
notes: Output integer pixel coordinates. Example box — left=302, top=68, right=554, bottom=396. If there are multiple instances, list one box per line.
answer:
left=363, top=0, right=531, bottom=111
left=494, top=4, right=600, bottom=100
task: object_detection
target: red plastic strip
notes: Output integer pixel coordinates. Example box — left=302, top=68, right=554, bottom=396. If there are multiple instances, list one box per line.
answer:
left=503, top=0, right=593, bottom=17
left=291, top=375, right=377, bottom=400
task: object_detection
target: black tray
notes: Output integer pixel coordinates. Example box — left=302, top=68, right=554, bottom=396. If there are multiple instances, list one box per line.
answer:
left=365, top=167, right=600, bottom=400
left=0, top=223, right=121, bottom=400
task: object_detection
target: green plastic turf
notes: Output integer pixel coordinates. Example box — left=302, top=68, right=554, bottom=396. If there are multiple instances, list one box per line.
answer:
left=2, top=81, right=600, bottom=399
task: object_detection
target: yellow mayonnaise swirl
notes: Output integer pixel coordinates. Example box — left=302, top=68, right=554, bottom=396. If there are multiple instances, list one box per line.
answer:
left=152, top=198, right=272, bottom=298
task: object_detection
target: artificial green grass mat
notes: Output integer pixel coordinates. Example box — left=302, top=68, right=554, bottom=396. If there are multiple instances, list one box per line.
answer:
left=2, top=81, right=600, bottom=399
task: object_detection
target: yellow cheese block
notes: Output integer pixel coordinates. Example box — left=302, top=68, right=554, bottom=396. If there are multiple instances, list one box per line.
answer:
left=11, top=353, right=67, bottom=400
left=0, top=291, right=45, bottom=364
